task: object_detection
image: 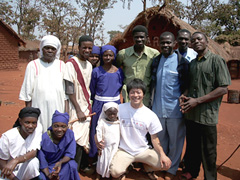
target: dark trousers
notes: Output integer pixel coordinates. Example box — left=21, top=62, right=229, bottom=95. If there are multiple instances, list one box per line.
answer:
left=75, top=144, right=89, bottom=171
left=184, top=120, right=217, bottom=180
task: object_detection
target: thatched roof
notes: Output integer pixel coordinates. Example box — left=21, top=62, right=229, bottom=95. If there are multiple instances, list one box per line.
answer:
left=0, top=19, right=26, bottom=47
left=19, top=40, right=40, bottom=51
left=230, top=46, right=240, bottom=60
left=109, top=6, right=232, bottom=61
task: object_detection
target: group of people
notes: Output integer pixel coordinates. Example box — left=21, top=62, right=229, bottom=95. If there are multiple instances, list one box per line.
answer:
left=0, top=24, right=231, bottom=180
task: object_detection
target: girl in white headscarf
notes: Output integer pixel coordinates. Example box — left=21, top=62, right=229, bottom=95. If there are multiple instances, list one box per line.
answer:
left=95, top=102, right=120, bottom=179
left=19, top=35, right=67, bottom=133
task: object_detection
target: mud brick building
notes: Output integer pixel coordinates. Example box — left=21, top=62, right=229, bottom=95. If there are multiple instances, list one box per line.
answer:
left=0, top=19, right=25, bottom=70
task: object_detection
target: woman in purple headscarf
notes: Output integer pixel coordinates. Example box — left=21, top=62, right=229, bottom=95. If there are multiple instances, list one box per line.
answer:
left=88, top=45, right=100, bottom=68
left=89, top=45, right=124, bottom=160
left=38, top=110, right=80, bottom=180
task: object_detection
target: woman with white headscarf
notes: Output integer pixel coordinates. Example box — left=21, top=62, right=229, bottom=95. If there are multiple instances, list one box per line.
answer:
left=95, top=102, right=120, bottom=179
left=19, top=35, right=67, bottom=132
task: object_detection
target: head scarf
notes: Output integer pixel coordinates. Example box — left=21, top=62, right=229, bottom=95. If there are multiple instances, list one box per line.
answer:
left=100, top=45, right=117, bottom=59
left=98, top=102, right=119, bottom=120
left=92, top=45, right=100, bottom=55
left=19, top=107, right=41, bottom=119
left=52, top=110, right=69, bottom=125
left=40, top=35, right=61, bottom=59
left=100, top=45, right=117, bottom=66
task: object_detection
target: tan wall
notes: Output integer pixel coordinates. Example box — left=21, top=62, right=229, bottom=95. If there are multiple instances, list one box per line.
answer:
left=19, top=51, right=39, bottom=62
left=0, top=25, right=20, bottom=70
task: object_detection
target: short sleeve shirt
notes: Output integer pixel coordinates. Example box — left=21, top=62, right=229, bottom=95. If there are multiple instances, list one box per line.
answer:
left=184, top=50, right=231, bottom=125
left=116, top=45, right=159, bottom=105
left=118, top=103, right=162, bottom=156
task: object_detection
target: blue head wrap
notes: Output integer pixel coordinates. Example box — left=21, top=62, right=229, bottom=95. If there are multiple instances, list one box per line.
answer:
left=92, top=45, right=100, bottom=55
left=100, top=45, right=117, bottom=59
left=52, top=110, right=69, bottom=125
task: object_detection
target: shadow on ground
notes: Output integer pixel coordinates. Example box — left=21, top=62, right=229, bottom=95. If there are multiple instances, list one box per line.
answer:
left=217, top=165, right=240, bottom=180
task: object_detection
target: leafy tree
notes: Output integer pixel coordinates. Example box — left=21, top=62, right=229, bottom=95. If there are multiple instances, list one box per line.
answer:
left=107, top=30, right=122, bottom=40
left=77, top=0, right=117, bottom=44
left=0, top=0, right=13, bottom=23
left=0, top=0, right=41, bottom=40
left=40, top=0, right=77, bottom=41
left=212, top=0, right=239, bottom=35
left=120, top=0, right=163, bottom=11
left=167, top=0, right=185, bottom=19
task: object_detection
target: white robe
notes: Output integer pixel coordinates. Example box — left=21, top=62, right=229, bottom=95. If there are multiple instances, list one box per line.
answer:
left=96, top=118, right=120, bottom=178
left=19, top=58, right=66, bottom=132
left=0, top=124, right=42, bottom=180
left=64, top=56, right=92, bottom=147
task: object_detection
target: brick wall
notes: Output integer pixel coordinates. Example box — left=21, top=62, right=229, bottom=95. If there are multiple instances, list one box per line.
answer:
left=0, top=25, right=20, bottom=70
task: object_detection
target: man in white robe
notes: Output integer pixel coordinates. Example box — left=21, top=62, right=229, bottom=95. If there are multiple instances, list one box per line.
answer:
left=64, top=35, right=93, bottom=171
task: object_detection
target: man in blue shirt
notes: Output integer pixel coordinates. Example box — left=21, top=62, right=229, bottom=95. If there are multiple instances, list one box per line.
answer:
left=151, top=32, right=189, bottom=180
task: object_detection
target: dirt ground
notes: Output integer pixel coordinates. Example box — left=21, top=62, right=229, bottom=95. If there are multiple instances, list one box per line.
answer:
left=0, top=62, right=239, bottom=180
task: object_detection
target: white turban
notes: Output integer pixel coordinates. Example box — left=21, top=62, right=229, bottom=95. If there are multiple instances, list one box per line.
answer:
left=40, top=35, right=61, bottom=60
left=98, top=102, right=119, bottom=120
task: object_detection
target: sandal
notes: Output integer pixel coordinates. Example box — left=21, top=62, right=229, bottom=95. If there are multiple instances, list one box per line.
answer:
left=179, top=172, right=192, bottom=180
left=147, top=171, right=158, bottom=180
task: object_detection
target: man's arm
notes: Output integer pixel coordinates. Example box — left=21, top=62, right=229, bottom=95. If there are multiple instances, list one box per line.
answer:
left=65, top=80, right=86, bottom=121
left=25, top=101, right=32, bottom=107
left=115, top=50, right=124, bottom=68
left=64, top=99, right=69, bottom=114
left=0, top=150, right=36, bottom=180
left=68, top=93, right=86, bottom=121
left=151, top=134, right=171, bottom=170
left=180, top=86, right=228, bottom=113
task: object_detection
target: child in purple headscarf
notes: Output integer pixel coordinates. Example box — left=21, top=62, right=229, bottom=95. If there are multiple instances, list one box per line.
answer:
left=38, top=110, right=80, bottom=180
left=88, top=45, right=100, bottom=68
left=89, top=45, right=124, bottom=161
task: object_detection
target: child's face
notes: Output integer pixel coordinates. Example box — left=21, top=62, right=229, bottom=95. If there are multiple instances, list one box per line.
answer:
left=88, top=53, right=100, bottom=66
left=105, top=107, right=118, bottom=121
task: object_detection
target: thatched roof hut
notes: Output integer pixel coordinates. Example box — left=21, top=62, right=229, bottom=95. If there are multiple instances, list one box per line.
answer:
left=19, top=40, right=40, bottom=52
left=109, top=6, right=232, bottom=61
left=19, top=40, right=40, bottom=62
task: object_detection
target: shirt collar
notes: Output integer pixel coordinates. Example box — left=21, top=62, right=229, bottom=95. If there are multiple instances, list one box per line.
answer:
left=197, top=50, right=211, bottom=61
left=129, top=45, right=150, bottom=57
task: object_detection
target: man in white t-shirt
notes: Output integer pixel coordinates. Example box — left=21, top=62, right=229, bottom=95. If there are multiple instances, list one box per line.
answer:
left=108, top=79, right=171, bottom=180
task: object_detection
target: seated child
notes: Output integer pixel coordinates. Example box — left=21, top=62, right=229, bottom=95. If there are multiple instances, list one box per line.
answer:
left=38, top=110, right=80, bottom=180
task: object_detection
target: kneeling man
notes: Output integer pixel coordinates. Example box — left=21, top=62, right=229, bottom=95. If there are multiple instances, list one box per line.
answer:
left=109, top=78, right=171, bottom=180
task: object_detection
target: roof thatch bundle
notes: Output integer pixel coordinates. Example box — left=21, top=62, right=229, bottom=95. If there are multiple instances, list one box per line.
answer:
left=109, top=6, right=232, bottom=61
left=229, top=46, right=240, bottom=60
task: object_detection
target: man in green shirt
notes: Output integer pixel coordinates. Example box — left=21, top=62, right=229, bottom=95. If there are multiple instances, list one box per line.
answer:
left=179, top=32, right=231, bottom=180
left=116, top=25, right=159, bottom=106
